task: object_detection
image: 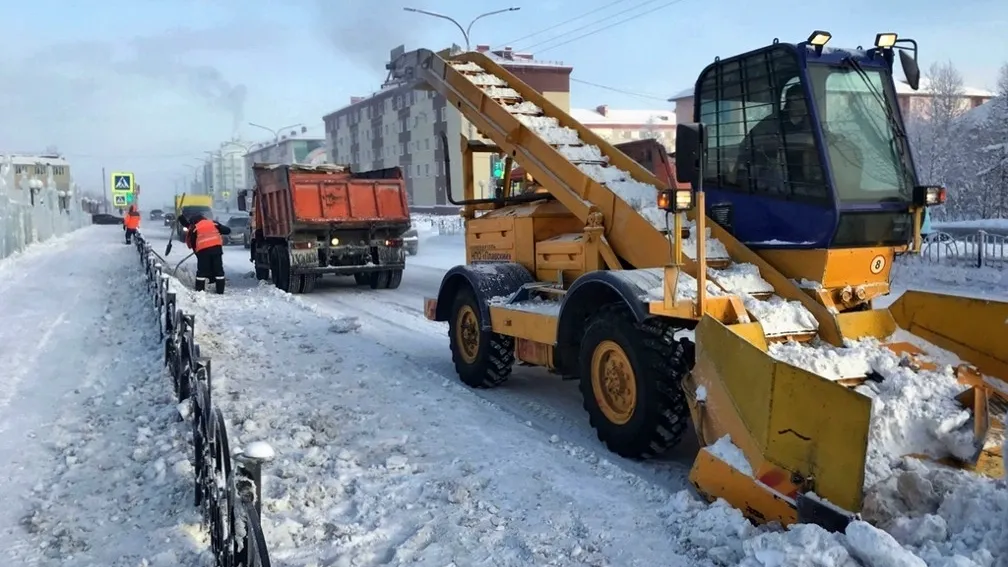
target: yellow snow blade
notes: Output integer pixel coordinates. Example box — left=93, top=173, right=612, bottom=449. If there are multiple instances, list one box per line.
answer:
left=684, top=316, right=873, bottom=521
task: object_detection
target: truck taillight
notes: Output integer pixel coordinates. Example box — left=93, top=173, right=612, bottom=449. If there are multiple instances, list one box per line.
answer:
left=385, top=238, right=403, bottom=247
left=292, top=241, right=313, bottom=250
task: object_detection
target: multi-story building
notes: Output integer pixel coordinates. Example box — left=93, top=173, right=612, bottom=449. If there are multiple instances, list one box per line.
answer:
left=0, top=154, right=72, bottom=205
left=323, top=44, right=573, bottom=208
left=572, top=105, right=677, bottom=151
left=200, top=141, right=252, bottom=211
left=243, top=131, right=328, bottom=184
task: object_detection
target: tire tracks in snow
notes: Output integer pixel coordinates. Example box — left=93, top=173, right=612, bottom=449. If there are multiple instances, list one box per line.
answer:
left=297, top=289, right=698, bottom=497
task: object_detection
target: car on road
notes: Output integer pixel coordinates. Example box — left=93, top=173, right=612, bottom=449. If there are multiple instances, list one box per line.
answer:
left=403, top=227, right=418, bottom=255
left=224, top=215, right=249, bottom=246
left=148, top=209, right=164, bottom=221
left=163, top=212, right=175, bottom=227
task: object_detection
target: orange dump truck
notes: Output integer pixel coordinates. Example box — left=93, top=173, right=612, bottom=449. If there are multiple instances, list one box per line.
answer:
left=238, top=163, right=411, bottom=294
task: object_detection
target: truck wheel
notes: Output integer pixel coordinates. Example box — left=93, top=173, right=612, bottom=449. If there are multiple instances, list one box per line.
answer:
left=578, top=303, right=691, bottom=459
left=353, top=273, right=368, bottom=285
left=386, top=269, right=403, bottom=290
left=254, top=263, right=270, bottom=280
left=301, top=274, right=318, bottom=293
left=448, top=287, right=514, bottom=388
left=369, top=271, right=391, bottom=289
left=296, top=274, right=317, bottom=294
left=271, top=248, right=298, bottom=293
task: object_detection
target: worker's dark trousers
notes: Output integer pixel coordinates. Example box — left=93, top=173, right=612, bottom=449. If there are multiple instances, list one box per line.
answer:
left=194, top=246, right=226, bottom=294
left=125, top=228, right=137, bottom=244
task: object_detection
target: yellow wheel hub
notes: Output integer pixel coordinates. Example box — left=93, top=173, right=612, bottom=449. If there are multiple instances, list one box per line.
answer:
left=455, top=304, right=480, bottom=364
left=590, top=340, right=637, bottom=425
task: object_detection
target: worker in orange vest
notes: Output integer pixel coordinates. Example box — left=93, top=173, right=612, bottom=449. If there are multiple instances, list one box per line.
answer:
left=123, top=206, right=141, bottom=244
left=181, top=213, right=232, bottom=294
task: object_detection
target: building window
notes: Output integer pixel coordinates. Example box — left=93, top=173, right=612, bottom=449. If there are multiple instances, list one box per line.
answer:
left=697, top=45, right=827, bottom=203
left=400, top=143, right=406, bottom=154
left=425, top=138, right=430, bottom=150
left=425, top=163, right=430, bottom=176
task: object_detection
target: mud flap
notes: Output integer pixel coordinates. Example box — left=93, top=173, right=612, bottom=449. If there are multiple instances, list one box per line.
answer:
left=795, top=492, right=856, bottom=533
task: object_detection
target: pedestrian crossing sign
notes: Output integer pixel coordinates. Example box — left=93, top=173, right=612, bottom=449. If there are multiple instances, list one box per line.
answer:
left=110, top=171, right=135, bottom=207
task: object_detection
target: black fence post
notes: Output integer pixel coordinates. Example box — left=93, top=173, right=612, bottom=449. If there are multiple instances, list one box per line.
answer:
left=234, top=442, right=275, bottom=520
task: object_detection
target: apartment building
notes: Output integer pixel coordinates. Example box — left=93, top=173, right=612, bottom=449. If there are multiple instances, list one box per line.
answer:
left=323, top=44, right=573, bottom=207
left=572, top=105, right=677, bottom=151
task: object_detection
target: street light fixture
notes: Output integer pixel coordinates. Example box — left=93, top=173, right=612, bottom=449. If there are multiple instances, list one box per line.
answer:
left=248, top=122, right=305, bottom=143
left=403, top=7, right=520, bottom=51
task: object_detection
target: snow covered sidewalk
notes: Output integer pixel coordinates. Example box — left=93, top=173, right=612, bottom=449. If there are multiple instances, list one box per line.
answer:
left=0, top=226, right=207, bottom=566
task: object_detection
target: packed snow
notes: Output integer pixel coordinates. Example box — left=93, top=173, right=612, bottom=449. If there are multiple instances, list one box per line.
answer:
left=769, top=332, right=994, bottom=489
left=0, top=226, right=208, bottom=565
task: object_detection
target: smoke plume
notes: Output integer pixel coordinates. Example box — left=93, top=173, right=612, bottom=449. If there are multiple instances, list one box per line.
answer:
left=313, top=0, right=432, bottom=70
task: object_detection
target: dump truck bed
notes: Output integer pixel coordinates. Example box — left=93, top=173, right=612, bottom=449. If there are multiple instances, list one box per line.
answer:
left=251, top=163, right=410, bottom=238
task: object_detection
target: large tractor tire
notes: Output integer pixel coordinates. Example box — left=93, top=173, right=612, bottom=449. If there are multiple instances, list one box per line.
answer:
left=578, top=302, right=692, bottom=459
left=297, top=274, right=318, bottom=294
left=386, top=269, right=403, bottom=290
left=448, top=287, right=514, bottom=388
left=369, top=270, right=391, bottom=290
left=353, top=273, right=368, bottom=286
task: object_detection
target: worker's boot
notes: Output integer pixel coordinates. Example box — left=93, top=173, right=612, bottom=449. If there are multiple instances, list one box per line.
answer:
left=214, top=277, right=226, bottom=295
left=194, top=277, right=208, bottom=292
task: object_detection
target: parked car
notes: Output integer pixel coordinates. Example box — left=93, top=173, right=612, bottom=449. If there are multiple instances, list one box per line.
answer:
left=91, top=213, right=122, bottom=225
left=163, top=212, right=175, bottom=227
left=403, top=227, right=419, bottom=255
left=148, top=208, right=164, bottom=221
left=224, top=215, right=249, bottom=245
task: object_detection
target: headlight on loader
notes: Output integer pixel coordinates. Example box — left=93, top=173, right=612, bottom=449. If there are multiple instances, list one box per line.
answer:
left=657, top=188, right=694, bottom=213
left=912, top=185, right=947, bottom=207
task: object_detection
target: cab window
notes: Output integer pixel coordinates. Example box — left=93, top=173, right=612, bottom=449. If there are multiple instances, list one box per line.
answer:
left=696, top=45, right=830, bottom=203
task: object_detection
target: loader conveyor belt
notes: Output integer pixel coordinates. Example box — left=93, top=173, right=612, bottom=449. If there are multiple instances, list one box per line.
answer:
left=389, top=49, right=830, bottom=339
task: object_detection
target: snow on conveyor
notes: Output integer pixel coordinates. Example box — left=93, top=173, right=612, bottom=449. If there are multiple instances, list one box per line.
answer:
left=453, top=62, right=819, bottom=337
left=0, top=226, right=207, bottom=566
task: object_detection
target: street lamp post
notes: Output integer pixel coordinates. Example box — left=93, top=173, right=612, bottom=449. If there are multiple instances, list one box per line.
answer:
left=402, top=7, right=521, bottom=52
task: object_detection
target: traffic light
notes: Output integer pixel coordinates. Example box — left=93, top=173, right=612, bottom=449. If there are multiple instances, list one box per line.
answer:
left=491, top=156, right=505, bottom=180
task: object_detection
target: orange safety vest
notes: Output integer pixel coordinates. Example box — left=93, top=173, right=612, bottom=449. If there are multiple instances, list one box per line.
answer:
left=124, top=212, right=141, bottom=230
left=192, top=218, right=223, bottom=252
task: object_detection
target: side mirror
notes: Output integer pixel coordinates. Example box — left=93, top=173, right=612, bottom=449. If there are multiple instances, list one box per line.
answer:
left=237, top=190, right=248, bottom=212
left=899, top=50, right=920, bottom=91
left=674, top=122, right=707, bottom=189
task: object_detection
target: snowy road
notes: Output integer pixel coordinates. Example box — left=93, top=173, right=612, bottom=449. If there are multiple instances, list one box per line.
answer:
left=116, top=224, right=1008, bottom=565
left=0, top=226, right=206, bottom=566
left=139, top=226, right=700, bottom=494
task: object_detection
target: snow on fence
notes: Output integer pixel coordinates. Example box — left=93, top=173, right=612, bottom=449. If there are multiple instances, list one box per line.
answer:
left=922, top=230, right=1006, bottom=268
left=132, top=234, right=274, bottom=567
